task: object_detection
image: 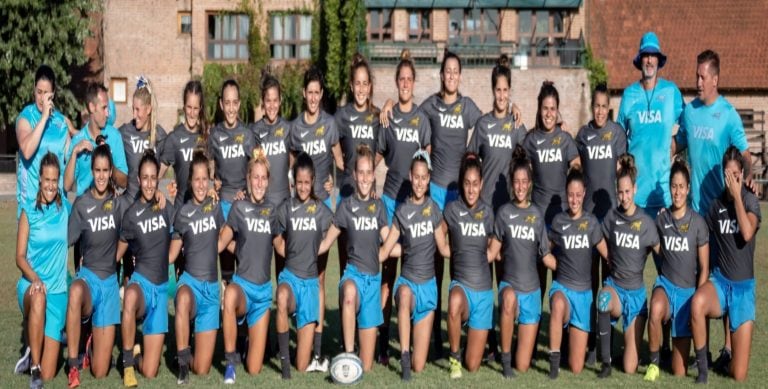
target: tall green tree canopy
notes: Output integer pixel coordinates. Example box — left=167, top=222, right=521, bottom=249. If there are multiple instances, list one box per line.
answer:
left=0, top=0, right=95, bottom=129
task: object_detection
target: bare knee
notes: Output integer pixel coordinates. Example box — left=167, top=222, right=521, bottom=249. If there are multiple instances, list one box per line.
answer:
left=29, top=293, right=47, bottom=316
left=276, top=286, right=291, bottom=313
left=501, top=290, right=517, bottom=317
left=448, top=289, right=464, bottom=320
left=223, top=285, right=241, bottom=315
left=342, top=281, right=357, bottom=308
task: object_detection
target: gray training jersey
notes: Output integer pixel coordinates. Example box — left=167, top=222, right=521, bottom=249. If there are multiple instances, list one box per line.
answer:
left=334, top=196, right=388, bottom=275
left=227, top=199, right=278, bottom=285
left=250, top=117, right=291, bottom=205
left=69, top=192, right=127, bottom=279
left=393, top=197, right=443, bottom=283
left=120, top=199, right=173, bottom=285
left=468, top=112, right=526, bottom=210
left=377, top=103, right=431, bottom=200
left=523, top=127, right=579, bottom=226
left=549, top=212, right=603, bottom=291
left=656, top=208, right=709, bottom=288
left=208, top=121, right=256, bottom=202
left=119, top=121, right=169, bottom=198
left=576, top=120, right=627, bottom=220
left=172, top=197, right=224, bottom=282
left=420, top=95, right=482, bottom=188
left=706, top=189, right=762, bottom=281
left=444, top=199, right=494, bottom=291
left=602, top=208, right=659, bottom=290
left=276, top=198, right=333, bottom=279
left=336, top=105, right=380, bottom=197
left=493, top=202, right=550, bottom=292
left=289, top=111, right=339, bottom=201
left=161, top=124, right=207, bottom=203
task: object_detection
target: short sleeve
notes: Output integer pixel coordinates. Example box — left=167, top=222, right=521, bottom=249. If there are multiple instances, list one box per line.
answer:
left=172, top=210, right=186, bottom=240
left=320, top=203, right=333, bottom=233
left=617, top=93, right=630, bottom=132
left=120, top=211, right=135, bottom=243
left=161, top=134, right=176, bottom=165
left=419, top=112, right=432, bottom=147
left=107, top=129, right=129, bottom=174
left=464, top=97, right=483, bottom=129
left=226, top=202, right=241, bottom=233
left=694, top=213, right=709, bottom=247
left=745, top=192, right=762, bottom=225
left=468, top=121, right=481, bottom=154
left=645, top=217, right=660, bottom=248
left=601, top=212, right=612, bottom=239
left=334, top=201, right=349, bottom=230
left=493, top=208, right=506, bottom=241
left=564, top=132, right=579, bottom=162
left=614, top=125, right=628, bottom=155
left=537, top=222, right=550, bottom=257
left=376, top=200, right=388, bottom=230
left=328, top=116, right=340, bottom=146
left=589, top=215, right=603, bottom=245
left=275, top=201, right=288, bottom=235
left=377, top=126, right=388, bottom=155
left=728, top=109, right=748, bottom=153
left=68, top=203, right=83, bottom=246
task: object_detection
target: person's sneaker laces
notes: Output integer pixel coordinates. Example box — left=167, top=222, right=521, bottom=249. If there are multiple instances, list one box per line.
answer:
left=176, top=364, right=189, bottom=385
left=30, top=365, right=44, bottom=389
left=644, top=363, right=660, bottom=382
left=223, top=363, right=236, bottom=384
left=448, top=356, right=462, bottom=379
left=123, top=366, right=138, bottom=387
left=67, top=366, right=80, bottom=388
left=712, top=347, right=731, bottom=375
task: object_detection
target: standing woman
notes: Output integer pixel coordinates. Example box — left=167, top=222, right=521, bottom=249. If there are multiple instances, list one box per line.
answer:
left=274, top=152, right=334, bottom=378
left=288, top=67, right=344, bottom=366
left=208, top=79, right=256, bottom=285
left=169, top=150, right=226, bottom=385
left=644, top=158, right=709, bottom=382
left=487, top=146, right=556, bottom=378
left=522, top=82, right=580, bottom=301
left=691, top=146, right=760, bottom=384
left=434, top=153, right=495, bottom=378
left=546, top=167, right=608, bottom=379
left=379, top=151, right=442, bottom=381
left=218, top=149, right=284, bottom=383
left=374, top=49, right=431, bottom=364
left=66, top=144, right=127, bottom=387
left=318, top=144, right=390, bottom=372
left=597, top=153, right=660, bottom=378
left=16, top=153, right=70, bottom=388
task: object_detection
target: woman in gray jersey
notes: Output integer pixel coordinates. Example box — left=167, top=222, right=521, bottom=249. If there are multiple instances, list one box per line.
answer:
left=379, top=151, right=442, bottom=381
left=546, top=167, right=608, bottom=379
left=168, top=150, right=227, bottom=385
left=318, top=144, right=390, bottom=372
left=522, top=82, right=581, bottom=307
left=597, top=154, right=660, bottom=378
left=645, top=158, right=709, bottom=382
left=116, top=150, right=174, bottom=385
left=434, top=153, right=495, bottom=378
left=691, top=147, right=761, bottom=384
left=218, top=150, right=284, bottom=382
left=374, top=49, right=431, bottom=365
left=487, top=146, right=556, bottom=378
left=65, top=144, right=126, bottom=387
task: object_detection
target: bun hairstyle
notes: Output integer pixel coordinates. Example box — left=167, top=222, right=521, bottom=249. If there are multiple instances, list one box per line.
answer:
left=350, top=53, right=376, bottom=113
left=722, top=145, right=746, bottom=176
left=566, top=164, right=586, bottom=188
left=459, top=152, right=483, bottom=185
left=188, top=148, right=210, bottom=185
left=91, top=143, right=116, bottom=196
left=134, top=76, right=159, bottom=149
left=396, top=49, right=415, bottom=82
left=249, top=147, right=271, bottom=178
left=535, top=81, right=560, bottom=130
left=616, top=153, right=637, bottom=185
left=260, top=71, right=281, bottom=102
left=509, top=144, right=532, bottom=182
left=491, top=54, right=512, bottom=89
left=292, top=151, right=317, bottom=200
left=139, top=148, right=160, bottom=177
left=354, top=143, right=375, bottom=171
left=670, top=155, right=690, bottom=185
left=592, top=82, right=610, bottom=106
left=35, top=152, right=62, bottom=210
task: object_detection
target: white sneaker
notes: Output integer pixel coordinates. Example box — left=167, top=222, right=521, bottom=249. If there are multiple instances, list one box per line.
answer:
left=305, top=355, right=329, bottom=373
left=14, top=346, right=30, bottom=374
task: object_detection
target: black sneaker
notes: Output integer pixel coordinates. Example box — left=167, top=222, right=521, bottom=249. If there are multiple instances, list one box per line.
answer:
left=400, top=352, right=412, bottom=381
left=585, top=349, right=597, bottom=367
left=280, top=357, right=291, bottom=380
left=177, top=364, right=189, bottom=385
left=30, top=365, right=43, bottom=389
left=712, top=348, right=731, bottom=375
left=598, top=363, right=612, bottom=378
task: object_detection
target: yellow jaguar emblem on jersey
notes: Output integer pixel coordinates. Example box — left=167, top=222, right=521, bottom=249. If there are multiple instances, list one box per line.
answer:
left=474, top=210, right=484, bottom=220
left=602, top=131, right=613, bottom=141
left=502, top=121, right=513, bottom=132
left=261, top=208, right=271, bottom=216
left=453, top=104, right=462, bottom=114
left=422, top=206, right=431, bottom=217
left=367, top=203, right=376, bottom=214
left=578, top=220, right=589, bottom=231
left=630, top=220, right=642, bottom=231
left=409, top=116, right=420, bottom=126
left=202, top=203, right=213, bottom=213
left=552, top=136, right=562, bottom=146
left=307, top=204, right=317, bottom=214
left=525, top=215, right=537, bottom=224
left=315, top=126, right=325, bottom=137
left=234, top=133, right=245, bottom=144
left=679, top=223, right=689, bottom=233
left=365, top=114, right=375, bottom=124
left=152, top=203, right=161, bottom=212
left=275, top=127, right=285, bottom=138
left=102, top=200, right=113, bottom=212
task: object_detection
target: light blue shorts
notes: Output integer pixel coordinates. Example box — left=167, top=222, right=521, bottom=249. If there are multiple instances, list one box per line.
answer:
left=17, top=278, right=67, bottom=342
left=604, top=277, right=647, bottom=329
left=278, top=269, right=319, bottom=329
left=550, top=280, right=593, bottom=332
left=653, top=275, right=694, bottom=338
left=450, top=280, right=494, bottom=330
left=76, top=267, right=121, bottom=327
left=129, top=272, right=169, bottom=335
left=221, top=200, right=232, bottom=220
left=381, top=194, right=398, bottom=225
left=499, top=281, right=541, bottom=325
left=394, top=276, right=437, bottom=323
left=177, top=272, right=220, bottom=333
left=232, top=274, right=272, bottom=327
left=711, top=268, right=755, bottom=332
left=339, top=264, right=383, bottom=329
left=429, top=182, right=459, bottom=211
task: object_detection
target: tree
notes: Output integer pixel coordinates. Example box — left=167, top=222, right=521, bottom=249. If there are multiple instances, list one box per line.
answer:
left=0, top=0, right=96, bottom=130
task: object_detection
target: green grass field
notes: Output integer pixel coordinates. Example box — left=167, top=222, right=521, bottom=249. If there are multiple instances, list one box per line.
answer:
left=1, top=199, right=766, bottom=388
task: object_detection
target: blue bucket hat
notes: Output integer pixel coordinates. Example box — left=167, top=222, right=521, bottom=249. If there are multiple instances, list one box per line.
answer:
left=633, top=32, right=667, bottom=70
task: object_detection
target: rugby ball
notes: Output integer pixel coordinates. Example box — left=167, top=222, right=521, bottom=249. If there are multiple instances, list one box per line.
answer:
left=330, top=352, right=363, bottom=385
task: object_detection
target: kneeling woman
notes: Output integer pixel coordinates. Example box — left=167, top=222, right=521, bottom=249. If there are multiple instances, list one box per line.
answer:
left=117, top=149, right=175, bottom=385
left=435, top=153, right=495, bottom=379
left=274, top=152, right=334, bottom=379
left=691, top=146, right=760, bottom=383
left=546, top=167, right=608, bottom=379
left=169, top=150, right=226, bottom=385
left=218, top=149, right=284, bottom=383
left=319, top=144, right=390, bottom=371
left=16, top=153, right=70, bottom=388
left=66, top=144, right=128, bottom=387
left=597, top=154, right=660, bottom=378
left=487, top=146, right=556, bottom=378
left=379, top=150, right=442, bottom=381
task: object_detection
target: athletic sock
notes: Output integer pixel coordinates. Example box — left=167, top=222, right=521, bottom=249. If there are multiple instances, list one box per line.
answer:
left=278, top=331, right=291, bottom=379
left=501, top=352, right=515, bottom=378
left=649, top=350, right=660, bottom=366
left=225, top=351, right=240, bottom=366
left=313, top=332, right=323, bottom=357
left=549, top=351, right=561, bottom=379
left=123, top=348, right=135, bottom=367
left=68, top=357, right=79, bottom=370
left=449, top=350, right=461, bottom=363
left=400, top=351, right=412, bottom=381
left=695, top=346, right=708, bottom=384
left=177, top=347, right=192, bottom=367
left=598, top=311, right=612, bottom=364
